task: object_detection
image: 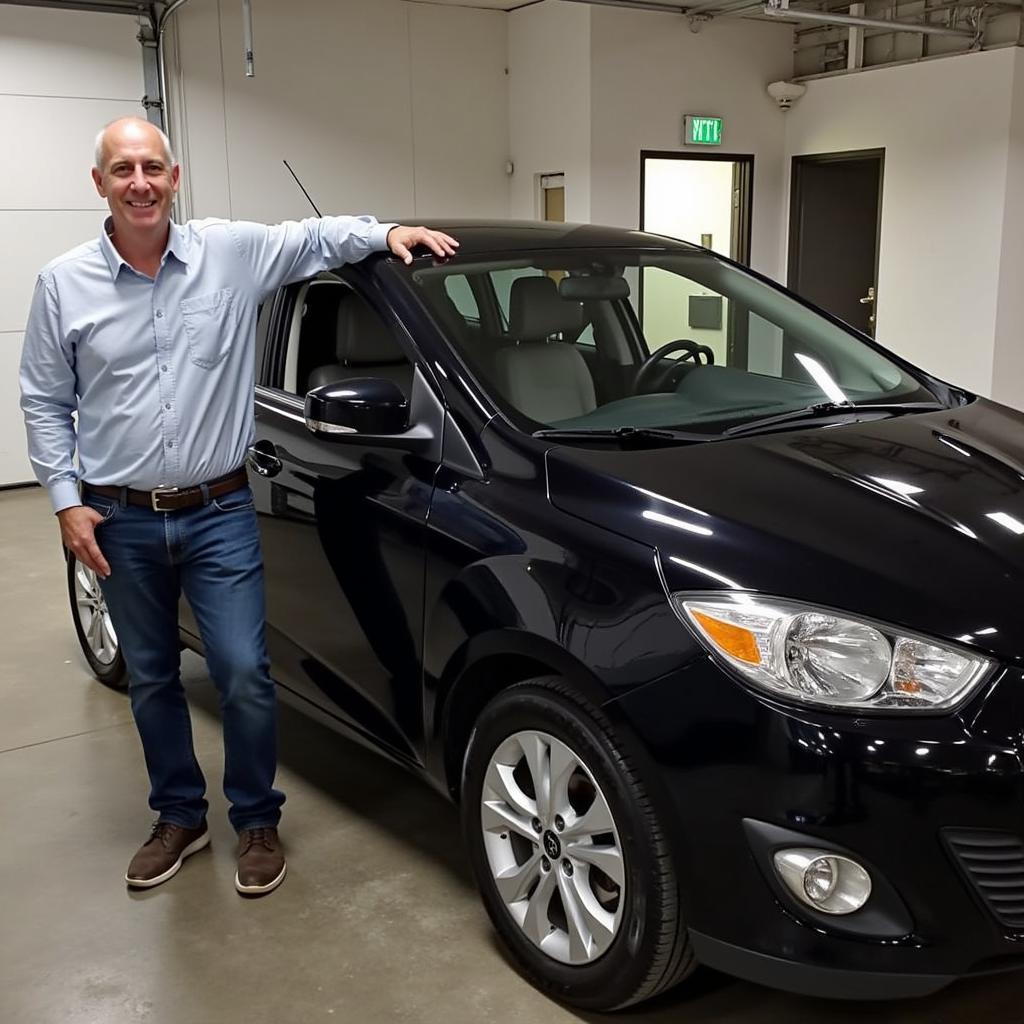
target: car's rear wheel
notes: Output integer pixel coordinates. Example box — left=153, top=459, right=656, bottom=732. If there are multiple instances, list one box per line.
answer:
left=461, top=677, right=694, bottom=1010
left=67, top=552, right=127, bottom=690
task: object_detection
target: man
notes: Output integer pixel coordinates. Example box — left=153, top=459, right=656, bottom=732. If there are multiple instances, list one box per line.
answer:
left=19, top=116, right=458, bottom=896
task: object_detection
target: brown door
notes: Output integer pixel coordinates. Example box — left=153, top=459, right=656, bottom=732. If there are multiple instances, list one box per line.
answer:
left=544, top=185, right=565, bottom=223
left=788, top=150, right=883, bottom=336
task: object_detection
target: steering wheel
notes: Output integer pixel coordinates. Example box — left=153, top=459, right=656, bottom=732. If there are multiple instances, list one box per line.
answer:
left=633, top=338, right=714, bottom=394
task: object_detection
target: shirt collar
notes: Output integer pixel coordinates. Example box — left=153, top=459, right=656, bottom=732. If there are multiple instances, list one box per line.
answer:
left=165, top=221, right=190, bottom=266
left=98, top=217, right=190, bottom=280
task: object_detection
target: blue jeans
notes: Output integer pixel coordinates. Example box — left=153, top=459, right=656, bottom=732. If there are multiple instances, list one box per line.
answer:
left=84, top=485, right=284, bottom=832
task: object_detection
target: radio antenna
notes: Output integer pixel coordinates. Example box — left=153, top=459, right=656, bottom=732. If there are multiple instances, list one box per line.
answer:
left=282, top=159, right=322, bottom=217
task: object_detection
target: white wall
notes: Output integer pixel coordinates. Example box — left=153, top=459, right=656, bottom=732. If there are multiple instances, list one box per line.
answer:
left=0, top=6, right=144, bottom=486
left=508, top=1, right=592, bottom=223
left=589, top=7, right=793, bottom=278
left=783, top=48, right=1018, bottom=400
left=167, top=0, right=509, bottom=223
left=991, top=49, right=1024, bottom=410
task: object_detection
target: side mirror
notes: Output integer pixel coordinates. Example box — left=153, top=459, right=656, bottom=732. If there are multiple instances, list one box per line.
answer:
left=304, top=377, right=409, bottom=439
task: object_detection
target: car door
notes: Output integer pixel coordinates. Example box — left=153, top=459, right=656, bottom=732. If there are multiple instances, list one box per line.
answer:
left=249, top=271, right=444, bottom=765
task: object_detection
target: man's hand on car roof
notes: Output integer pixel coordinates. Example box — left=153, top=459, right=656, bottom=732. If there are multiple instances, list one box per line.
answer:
left=386, top=225, right=459, bottom=264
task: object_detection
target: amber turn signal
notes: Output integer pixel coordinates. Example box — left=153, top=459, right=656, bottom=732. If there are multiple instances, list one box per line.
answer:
left=691, top=610, right=762, bottom=665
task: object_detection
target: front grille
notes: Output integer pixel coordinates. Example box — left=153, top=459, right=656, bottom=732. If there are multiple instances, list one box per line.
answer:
left=944, top=829, right=1024, bottom=930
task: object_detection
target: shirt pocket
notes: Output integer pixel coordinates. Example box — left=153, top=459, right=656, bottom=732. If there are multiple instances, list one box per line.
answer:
left=181, top=288, right=235, bottom=369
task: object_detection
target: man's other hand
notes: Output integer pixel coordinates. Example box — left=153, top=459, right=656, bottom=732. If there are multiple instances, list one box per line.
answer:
left=58, top=505, right=111, bottom=578
left=386, top=226, right=459, bottom=265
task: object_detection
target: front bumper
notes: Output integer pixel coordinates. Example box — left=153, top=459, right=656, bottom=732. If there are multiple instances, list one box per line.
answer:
left=610, top=658, right=1024, bottom=999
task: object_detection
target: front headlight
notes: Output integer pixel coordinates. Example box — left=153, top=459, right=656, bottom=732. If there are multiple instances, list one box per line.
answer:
left=674, top=594, right=993, bottom=712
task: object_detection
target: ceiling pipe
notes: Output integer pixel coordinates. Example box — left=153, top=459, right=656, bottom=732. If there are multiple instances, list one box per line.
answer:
left=762, top=4, right=976, bottom=36
left=791, top=0, right=1007, bottom=36
left=564, top=0, right=1004, bottom=32
left=683, top=0, right=746, bottom=16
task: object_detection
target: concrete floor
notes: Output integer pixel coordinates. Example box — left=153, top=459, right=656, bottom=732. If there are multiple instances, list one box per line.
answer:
left=4, top=485, right=1024, bottom=1024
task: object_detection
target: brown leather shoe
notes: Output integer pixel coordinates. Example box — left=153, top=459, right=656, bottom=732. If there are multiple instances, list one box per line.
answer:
left=235, top=827, right=286, bottom=895
left=126, top=820, right=209, bottom=889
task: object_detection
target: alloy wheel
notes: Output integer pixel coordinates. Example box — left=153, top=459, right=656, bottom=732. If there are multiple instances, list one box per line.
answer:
left=72, top=562, right=119, bottom=666
left=479, top=729, right=625, bottom=965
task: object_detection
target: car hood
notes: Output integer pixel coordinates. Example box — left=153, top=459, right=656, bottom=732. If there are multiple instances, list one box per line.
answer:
left=545, top=398, right=1024, bottom=663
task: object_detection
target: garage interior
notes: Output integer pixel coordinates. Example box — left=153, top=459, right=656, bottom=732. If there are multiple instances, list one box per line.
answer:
left=2, top=0, right=1024, bottom=1020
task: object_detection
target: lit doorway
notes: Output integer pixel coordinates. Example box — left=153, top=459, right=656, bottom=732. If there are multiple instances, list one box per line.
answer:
left=639, top=151, right=754, bottom=365
left=641, top=151, right=752, bottom=262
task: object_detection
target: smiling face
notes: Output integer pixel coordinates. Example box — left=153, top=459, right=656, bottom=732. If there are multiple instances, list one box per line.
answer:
left=91, top=118, right=179, bottom=244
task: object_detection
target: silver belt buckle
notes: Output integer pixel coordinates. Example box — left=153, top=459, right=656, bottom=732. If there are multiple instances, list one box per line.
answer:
left=150, top=486, right=180, bottom=511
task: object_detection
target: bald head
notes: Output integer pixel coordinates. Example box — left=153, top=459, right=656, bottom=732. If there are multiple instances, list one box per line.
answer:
left=91, top=115, right=180, bottom=249
left=94, top=117, right=175, bottom=173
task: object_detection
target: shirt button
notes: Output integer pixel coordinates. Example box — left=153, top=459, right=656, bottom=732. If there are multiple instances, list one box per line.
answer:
left=161, top=365, right=168, bottom=372
left=156, top=309, right=164, bottom=318
left=166, top=441, right=174, bottom=448
left=165, top=403, right=171, bottom=410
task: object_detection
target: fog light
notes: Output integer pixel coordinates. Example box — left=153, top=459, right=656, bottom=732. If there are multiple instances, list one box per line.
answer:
left=773, top=848, right=872, bottom=915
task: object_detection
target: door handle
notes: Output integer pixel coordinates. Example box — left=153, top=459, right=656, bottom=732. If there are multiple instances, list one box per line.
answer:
left=247, top=443, right=282, bottom=478
left=859, top=286, right=876, bottom=305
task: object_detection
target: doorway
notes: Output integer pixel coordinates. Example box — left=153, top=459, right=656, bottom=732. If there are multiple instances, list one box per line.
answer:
left=540, top=173, right=565, bottom=223
left=788, top=151, right=884, bottom=336
left=640, top=151, right=753, bottom=264
left=639, top=152, right=754, bottom=364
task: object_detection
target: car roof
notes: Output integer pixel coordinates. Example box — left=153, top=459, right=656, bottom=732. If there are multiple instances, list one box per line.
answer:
left=384, top=219, right=702, bottom=257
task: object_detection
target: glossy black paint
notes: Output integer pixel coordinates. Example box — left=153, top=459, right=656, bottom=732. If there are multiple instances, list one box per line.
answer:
left=304, top=377, right=409, bottom=436
left=612, top=659, right=1024, bottom=991
left=174, top=222, right=1024, bottom=999
left=548, top=397, right=1024, bottom=664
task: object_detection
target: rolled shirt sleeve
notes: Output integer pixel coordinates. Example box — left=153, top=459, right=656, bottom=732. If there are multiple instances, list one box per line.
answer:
left=19, top=274, right=82, bottom=514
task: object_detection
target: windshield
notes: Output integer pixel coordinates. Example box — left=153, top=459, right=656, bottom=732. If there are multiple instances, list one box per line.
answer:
left=409, top=248, right=941, bottom=437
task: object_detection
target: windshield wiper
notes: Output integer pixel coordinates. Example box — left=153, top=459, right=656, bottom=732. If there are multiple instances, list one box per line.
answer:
left=723, top=401, right=947, bottom=439
left=533, top=425, right=705, bottom=445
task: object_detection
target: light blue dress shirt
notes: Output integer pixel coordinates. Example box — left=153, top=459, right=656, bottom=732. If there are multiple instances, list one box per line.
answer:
left=20, top=215, right=394, bottom=513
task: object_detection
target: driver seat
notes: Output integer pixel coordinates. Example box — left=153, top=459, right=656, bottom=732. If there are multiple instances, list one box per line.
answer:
left=492, top=277, right=596, bottom=423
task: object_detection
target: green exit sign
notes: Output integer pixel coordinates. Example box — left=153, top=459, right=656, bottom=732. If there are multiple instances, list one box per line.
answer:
left=683, top=115, right=723, bottom=146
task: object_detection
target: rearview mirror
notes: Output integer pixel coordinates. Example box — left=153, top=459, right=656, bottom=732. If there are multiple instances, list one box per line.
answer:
left=559, top=274, right=630, bottom=301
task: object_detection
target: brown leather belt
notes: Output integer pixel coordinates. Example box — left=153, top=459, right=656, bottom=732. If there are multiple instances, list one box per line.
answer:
left=82, top=467, right=249, bottom=513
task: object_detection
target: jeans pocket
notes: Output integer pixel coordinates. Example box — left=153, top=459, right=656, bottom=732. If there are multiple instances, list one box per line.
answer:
left=83, top=495, right=120, bottom=524
left=211, top=486, right=254, bottom=513
left=182, top=288, right=235, bottom=368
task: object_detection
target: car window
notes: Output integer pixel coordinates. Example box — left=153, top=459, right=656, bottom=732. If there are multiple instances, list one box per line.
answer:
left=281, top=278, right=412, bottom=399
left=642, top=267, right=730, bottom=365
left=408, top=250, right=934, bottom=435
left=443, top=275, right=480, bottom=327
left=491, top=267, right=546, bottom=331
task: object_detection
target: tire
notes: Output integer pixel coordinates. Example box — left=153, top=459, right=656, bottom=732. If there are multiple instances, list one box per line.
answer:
left=461, top=677, right=694, bottom=1010
left=66, top=551, right=128, bottom=690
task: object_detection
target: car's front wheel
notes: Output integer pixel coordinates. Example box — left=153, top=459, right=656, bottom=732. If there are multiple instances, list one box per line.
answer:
left=67, top=552, right=127, bottom=690
left=461, top=678, right=694, bottom=1010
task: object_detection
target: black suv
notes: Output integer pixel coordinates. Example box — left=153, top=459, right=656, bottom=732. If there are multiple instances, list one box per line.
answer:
left=70, top=222, right=1024, bottom=1009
